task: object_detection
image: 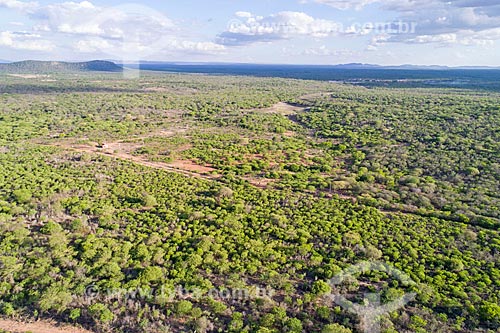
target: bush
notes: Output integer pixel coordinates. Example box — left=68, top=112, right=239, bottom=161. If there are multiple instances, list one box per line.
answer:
left=285, top=318, right=303, bottom=332
left=479, top=302, right=500, bottom=323
left=89, top=303, right=114, bottom=323
left=322, top=323, right=352, bottom=333
left=38, top=286, right=72, bottom=313
left=142, top=193, right=158, bottom=207
left=0, top=302, right=15, bottom=316
left=12, top=189, right=32, bottom=204
left=175, top=300, right=193, bottom=315
left=69, top=308, right=81, bottom=321
left=316, top=306, right=330, bottom=320
left=229, top=312, right=244, bottom=331
left=312, top=280, right=332, bottom=296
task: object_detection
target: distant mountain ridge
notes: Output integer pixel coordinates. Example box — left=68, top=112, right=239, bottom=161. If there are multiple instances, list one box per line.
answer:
left=127, top=61, right=500, bottom=70
left=0, top=60, right=122, bottom=73
left=2, top=60, right=498, bottom=72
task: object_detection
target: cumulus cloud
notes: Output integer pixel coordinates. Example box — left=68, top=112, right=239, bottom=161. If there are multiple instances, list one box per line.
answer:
left=217, top=11, right=409, bottom=46
left=406, top=28, right=500, bottom=46
left=168, top=41, right=226, bottom=54
left=235, top=11, right=252, bottom=18
left=0, top=0, right=226, bottom=57
left=0, top=0, right=37, bottom=12
left=308, top=0, right=500, bottom=45
left=217, top=11, right=343, bottom=45
left=302, top=45, right=356, bottom=57
left=308, top=0, right=439, bottom=11
left=75, top=37, right=225, bottom=57
left=74, top=38, right=113, bottom=52
left=304, top=0, right=379, bottom=10
left=28, top=1, right=175, bottom=40
left=0, top=31, right=54, bottom=51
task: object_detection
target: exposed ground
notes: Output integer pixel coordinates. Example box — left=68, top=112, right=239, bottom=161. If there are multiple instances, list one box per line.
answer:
left=44, top=102, right=310, bottom=189
left=257, top=102, right=308, bottom=115
left=53, top=140, right=219, bottom=181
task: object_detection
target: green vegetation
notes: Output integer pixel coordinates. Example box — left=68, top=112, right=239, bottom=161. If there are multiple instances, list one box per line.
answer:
left=294, top=89, right=500, bottom=226
left=0, top=60, right=122, bottom=74
left=0, top=72, right=498, bottom=333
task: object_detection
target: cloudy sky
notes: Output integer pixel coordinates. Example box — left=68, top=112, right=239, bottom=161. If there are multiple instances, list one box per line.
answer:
left=1, top=0, right=499, bottom=65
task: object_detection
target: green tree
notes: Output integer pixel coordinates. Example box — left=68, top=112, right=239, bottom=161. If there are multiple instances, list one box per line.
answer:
left=38, top=285, right=72, bottom=313
left=322, top=323, right=352, bottom=333
left=479, top=302, right=500, bottom=323
left=285, top=318, right=303, bottom=333
left=12, top=189, right=32, bottom=204
left=89, top=303, right=114, bottom=323
left=312, top=280, right=332, bottom=296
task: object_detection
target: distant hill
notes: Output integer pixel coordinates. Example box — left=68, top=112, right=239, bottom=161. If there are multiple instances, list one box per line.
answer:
left=128, top=61, right=500, bottom=71
left=0, top=60, right=122, bottom=73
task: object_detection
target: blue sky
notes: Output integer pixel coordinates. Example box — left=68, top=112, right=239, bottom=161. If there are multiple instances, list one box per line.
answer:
left=1, top=0, right=499, bottom=65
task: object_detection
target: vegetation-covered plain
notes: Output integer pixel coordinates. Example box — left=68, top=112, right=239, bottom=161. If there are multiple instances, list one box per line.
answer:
left=0, top=72, right=498, bottom=333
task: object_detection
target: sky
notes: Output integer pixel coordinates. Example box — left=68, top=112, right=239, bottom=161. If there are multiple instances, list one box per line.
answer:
left=1, top=0, right=500, bottom=66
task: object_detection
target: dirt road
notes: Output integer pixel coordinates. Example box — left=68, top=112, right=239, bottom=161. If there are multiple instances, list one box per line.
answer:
left=0, top=319, right=94, bottom=333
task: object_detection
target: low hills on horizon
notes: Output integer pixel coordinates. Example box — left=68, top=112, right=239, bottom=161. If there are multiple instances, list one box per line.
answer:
left=0, top=60, right=123, bottom=73
left=0, top=59, right=499, bottom=74
left=132, top=61, right=500, bottom=70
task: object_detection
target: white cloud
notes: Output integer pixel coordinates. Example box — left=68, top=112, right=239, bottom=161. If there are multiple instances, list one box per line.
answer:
left=307, top=0, right=440, bottom=11
left=28, top=1, right=174, bottom=39
left=235, top=11, right=252, bottom=18
left=409, top=33, right=458, bottom=44
left=407, top=28, right=500, bottom=46
left=308, top=0, right=500, bottom=46
left=0, top=31, right=15, bottom=45
left=303, top=45, right=356, bottom=57
left=0, top=0, right=37, bottom=12
left=168, top=40, right=226, bottom=54
left=305, top=0, right=379, bottom=10
left=0, top=31, right=54, bottom=51
left=218, top=11, right=343, bottom=45
left=75, top=37, right=225, bottom=57
left=0, top=0, right=226, bottom=57
left=57, top=23, right=103, bottom=35
left=74, top=38, right=112, bottom=52
left=367, top=34, right=390, bottom=49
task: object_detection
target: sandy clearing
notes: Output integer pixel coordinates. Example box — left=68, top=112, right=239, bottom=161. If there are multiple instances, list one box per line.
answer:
left=43, top=102, right=312, bottom=187
left=257, top=102, right=306, bottom=115
left=0, top=319, right=94, bottom=333
left=56, top=143, right=219, bottom=181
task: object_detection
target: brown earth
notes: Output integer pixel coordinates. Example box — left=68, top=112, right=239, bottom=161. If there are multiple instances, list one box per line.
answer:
left=43, top=102, right=312, bottom=187
left=258, top=102, right=306, bottom=115
left=0, top=319, right=94, bottom=333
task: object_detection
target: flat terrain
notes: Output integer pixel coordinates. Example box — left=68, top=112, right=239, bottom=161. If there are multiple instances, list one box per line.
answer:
left=0, top=319, right=93, bottom=333
left=0, top=72, right=498, bottom=333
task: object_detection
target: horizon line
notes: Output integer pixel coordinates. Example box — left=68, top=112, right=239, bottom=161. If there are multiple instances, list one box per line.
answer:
left=2, top=59, right=500, bottom=70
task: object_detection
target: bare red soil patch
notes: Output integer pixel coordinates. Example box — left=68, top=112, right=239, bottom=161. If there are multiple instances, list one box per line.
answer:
left=0, top=319, right=93, bottom=333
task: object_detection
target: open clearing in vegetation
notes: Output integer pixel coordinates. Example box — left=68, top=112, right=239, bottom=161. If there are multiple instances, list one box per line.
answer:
left=0, top=319, right=93, bottom=333
left=46, top=102, right=309, bottom=187
left=2, top=73, right=498, bottom=333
